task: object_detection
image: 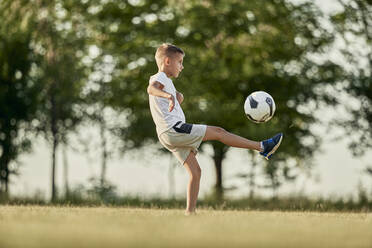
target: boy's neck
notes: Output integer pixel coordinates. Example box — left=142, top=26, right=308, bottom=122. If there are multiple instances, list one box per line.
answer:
left=159, top=68, right=172, bottom=78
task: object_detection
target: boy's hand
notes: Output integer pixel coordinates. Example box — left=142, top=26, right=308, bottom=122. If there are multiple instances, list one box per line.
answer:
left=176, top=91, right=184, bottom=104
left=167, top=94, right=175, bottom=112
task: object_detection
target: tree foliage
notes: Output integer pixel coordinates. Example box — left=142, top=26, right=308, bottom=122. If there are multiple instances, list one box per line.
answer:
left=0, top=0, right=90, bottom=200
left=0, top=0, right=42, bottom=194
left=331, top=0, right=372, bottom=156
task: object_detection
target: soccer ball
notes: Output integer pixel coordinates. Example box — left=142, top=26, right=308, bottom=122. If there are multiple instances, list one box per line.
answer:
left=244, top=91, right=276, bottom=123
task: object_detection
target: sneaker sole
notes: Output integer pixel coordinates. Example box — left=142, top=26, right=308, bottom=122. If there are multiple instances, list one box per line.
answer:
left=264, top=135, right=283, bottom=160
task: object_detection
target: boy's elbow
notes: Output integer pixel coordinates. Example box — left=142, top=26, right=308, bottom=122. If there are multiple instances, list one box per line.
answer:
left=147, top=85, right=152, bottom=95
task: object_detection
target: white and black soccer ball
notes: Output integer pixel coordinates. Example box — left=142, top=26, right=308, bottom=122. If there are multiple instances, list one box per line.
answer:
left=244, top=91, right=276, bottom=123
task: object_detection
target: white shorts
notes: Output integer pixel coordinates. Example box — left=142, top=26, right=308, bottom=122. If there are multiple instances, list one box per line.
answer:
left=158, top=122, right=207, bottom=165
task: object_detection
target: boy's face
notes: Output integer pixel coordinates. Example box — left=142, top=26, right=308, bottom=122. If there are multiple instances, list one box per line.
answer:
left=165, top=53, right=184, bottom=78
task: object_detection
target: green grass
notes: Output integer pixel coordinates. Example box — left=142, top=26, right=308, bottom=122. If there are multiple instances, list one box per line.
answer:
left=0, top=206, right=371, bottom=248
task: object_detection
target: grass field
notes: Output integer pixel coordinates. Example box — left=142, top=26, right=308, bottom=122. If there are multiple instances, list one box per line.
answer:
left=0, top=206, right=371, bottom=248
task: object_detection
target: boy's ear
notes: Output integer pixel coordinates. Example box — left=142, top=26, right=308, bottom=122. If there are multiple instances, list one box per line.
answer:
left=164, top=57, right=170, bottom=65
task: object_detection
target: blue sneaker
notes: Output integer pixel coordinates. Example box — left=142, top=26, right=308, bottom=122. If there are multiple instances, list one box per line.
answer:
left=260, top=133, right=283, bottom=160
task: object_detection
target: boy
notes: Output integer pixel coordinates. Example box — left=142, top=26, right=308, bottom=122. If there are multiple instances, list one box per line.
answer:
left=147, top=43, right=283, bottom=215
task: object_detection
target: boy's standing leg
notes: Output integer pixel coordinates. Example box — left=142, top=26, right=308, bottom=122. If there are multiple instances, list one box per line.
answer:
left=181, top=125, right=282, bottom=215
left=183, top=151, right=201, bottom=215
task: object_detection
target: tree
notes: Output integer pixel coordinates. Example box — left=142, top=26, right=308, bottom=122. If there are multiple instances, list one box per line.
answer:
left=330, top=0, right=372, bottom=156
left=0, top=0, right=42, bottom=195
left=172, top=0, right=342, bottom=198
left=329, top=1, right=372, bottom=193
left=27, top=0, right=89, bottom=202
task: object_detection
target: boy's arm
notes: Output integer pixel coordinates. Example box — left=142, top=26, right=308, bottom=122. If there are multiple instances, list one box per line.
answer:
left=176, top=91, right=184, bottom=104
left=147, top=81, right=175, bottom=112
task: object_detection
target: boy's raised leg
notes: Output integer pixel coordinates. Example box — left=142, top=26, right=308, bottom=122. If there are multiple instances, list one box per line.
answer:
left=183, top=151, right=201, bottom=215
left=203, top=126, right=262, bottom=151
left=203, top=125, right=283, bottom=160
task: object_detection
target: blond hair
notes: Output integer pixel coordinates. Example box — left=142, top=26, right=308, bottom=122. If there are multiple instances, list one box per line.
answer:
left=155, top=43, right=184, bottom=67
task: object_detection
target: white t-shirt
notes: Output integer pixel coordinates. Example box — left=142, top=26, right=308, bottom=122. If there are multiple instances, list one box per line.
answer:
left=148, top=72, right=186, bottom=135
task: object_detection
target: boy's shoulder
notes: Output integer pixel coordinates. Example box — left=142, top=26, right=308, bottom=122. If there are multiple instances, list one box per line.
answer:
left=150, top=71, right=172, bottom=84
left=150, top=71, right=168, bottom=79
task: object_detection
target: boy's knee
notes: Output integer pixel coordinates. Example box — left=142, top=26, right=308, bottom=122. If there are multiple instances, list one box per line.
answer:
left=214, top=126, right=226, bottom=140
left=216, top=127, right=226, bottom=133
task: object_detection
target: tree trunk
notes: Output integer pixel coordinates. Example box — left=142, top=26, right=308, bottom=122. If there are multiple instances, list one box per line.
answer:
left=0, top=126, right=11, bottom=196
left=0, top=156, right=9, bottom=195
left=270, top=173, right=278, bottom=199
left=63, top=145, right=69, bottom=199
left=51, top=93, right=58, bottom=203
left=51, top=132, right=58, bottom=202
left=212, top=144, right=227, bottom=201
left=248, top=151, right=257, bottom=199
left=47, top=41, right=59, bottom=203
left=100, top=120, right=107, bottom=187
left=4, top=166, right=9, bottom=193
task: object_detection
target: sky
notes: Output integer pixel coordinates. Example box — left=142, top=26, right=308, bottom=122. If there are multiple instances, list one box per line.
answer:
left=8, top=0, right=372, bottom=200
